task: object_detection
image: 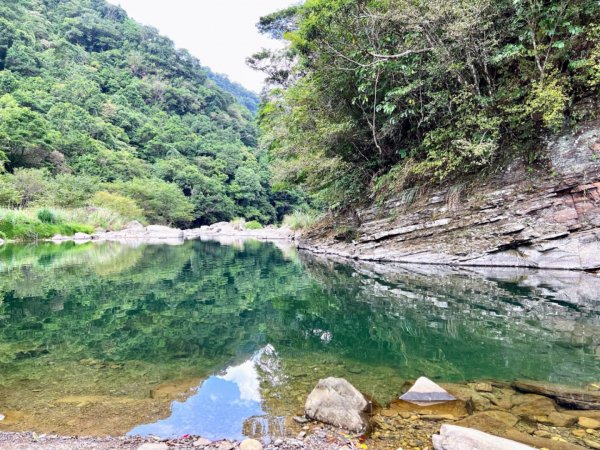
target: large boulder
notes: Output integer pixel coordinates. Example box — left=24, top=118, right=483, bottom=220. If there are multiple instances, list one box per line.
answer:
left=433, top=424, right=536, bottom=450
left=305, top=377, right=370, bottom=432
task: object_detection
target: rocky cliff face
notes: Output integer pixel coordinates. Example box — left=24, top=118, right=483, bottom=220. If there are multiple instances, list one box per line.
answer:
left=300, top=122, right=600, bottom=271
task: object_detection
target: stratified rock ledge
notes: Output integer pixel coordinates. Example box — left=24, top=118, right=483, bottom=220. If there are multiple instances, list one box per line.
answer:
left=299, top=122, right=600, bottom=271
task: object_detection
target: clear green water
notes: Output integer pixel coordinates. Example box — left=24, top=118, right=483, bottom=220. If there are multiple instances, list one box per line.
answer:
left=0, top=239, right=599, bottom=438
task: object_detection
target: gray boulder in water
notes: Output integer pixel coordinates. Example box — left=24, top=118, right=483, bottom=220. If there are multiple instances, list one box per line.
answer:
left=433, top=424, right=536, bottom=450
left=400, top=376, right=456, bottom=405
left=305, top=377, right=370, bottom=432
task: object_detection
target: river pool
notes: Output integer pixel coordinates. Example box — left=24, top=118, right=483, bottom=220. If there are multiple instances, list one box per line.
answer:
left=0, top=238, right=598, bottom=439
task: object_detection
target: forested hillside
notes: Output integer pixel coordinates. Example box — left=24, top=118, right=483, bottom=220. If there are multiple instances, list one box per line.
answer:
left=207, top=70, right=260, bottom=114
left=0, top=0, right=298, bottom=234
left=255, top=0, right=600, bottom=207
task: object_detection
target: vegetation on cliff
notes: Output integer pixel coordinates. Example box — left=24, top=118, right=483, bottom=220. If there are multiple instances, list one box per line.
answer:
left=255, top=0, right=600, bottom=207
left=0, top=0, right=302, bottom=235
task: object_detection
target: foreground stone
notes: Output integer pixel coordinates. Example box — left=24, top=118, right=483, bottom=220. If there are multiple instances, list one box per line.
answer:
left=305, top=377, right=370, bottom=432
left=433, top=424, right=536, bottom=450
left=400, top=377, right=456, bottom=406
left=239, top=439, right=263, bottom=450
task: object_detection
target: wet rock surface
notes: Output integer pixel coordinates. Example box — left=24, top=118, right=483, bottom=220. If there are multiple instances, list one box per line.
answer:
left=299, top=122, right=600, bottom=271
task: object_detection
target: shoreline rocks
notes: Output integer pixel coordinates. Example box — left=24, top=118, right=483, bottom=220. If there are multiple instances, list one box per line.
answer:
left=48, top=221, right=296, bottom=246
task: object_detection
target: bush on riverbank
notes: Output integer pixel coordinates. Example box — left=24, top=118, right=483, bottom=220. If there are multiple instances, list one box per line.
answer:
left=245, top=220, right=263, bottom=230
left=0, top=208, right=94, bottom=241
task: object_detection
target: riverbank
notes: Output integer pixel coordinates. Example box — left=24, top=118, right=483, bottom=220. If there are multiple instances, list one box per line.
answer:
left=0, top=427, right=356, bottom=450
left=3, top=379, right=600, bottom=450
left=0, top=432, right=356, bottom=450
left=298, top=122, right=600, bottom=272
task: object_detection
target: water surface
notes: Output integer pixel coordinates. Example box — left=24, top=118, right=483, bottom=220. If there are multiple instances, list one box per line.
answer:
left=0, top=239, right=598, bottom=438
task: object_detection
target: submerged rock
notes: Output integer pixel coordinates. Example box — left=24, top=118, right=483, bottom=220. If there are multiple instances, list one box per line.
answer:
left=400, top=377, right=456, bottom=405
left=578, top=416, right=600, bottom=429
left=432, top=424, right=537, bottom=450
left=305, top=377, right=370, bottom=432
left=511, top=394, right=557, bottom=418
left=513, top=380, right=600, bottom=410
left=473, top=382, right=493, bottom=393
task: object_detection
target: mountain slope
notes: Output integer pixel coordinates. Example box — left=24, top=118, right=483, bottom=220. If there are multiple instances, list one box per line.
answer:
left=0, top=0, right=294, bottom=226
left=207, top=70, right=260, bottom=114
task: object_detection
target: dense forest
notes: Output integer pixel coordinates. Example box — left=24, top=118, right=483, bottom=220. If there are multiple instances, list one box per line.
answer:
left=0, top=0, right=302, bottom=237
left=255, top=0, right=600, bottom=207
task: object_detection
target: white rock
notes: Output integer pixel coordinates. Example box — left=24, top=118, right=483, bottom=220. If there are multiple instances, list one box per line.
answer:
left=216, top=442, right=235, bottom=450
left=72, top=232, right=91, bottom=241
left=432, top=424, right=536, bottom=450
left=146, top=225, right=184, bottom=238
left=400, top=376, right=456, bottom=405
left=137, top=444, right=169, bottom=450
left=305, top=377, right=369, bottom=432
left=239, top=438, right=263, bottom=450
left=193, top=438, right=212, bottom=447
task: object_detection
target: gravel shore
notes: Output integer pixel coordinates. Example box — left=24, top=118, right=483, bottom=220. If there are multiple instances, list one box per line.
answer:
left=0, top=428, right=361, bottom=450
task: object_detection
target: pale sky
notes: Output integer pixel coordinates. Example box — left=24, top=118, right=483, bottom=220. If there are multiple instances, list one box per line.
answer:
left=107, top=0, right=296, bottom=92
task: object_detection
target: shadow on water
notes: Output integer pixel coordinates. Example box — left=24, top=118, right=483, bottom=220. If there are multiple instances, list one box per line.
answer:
left=0, top=239, right=598, bottom=438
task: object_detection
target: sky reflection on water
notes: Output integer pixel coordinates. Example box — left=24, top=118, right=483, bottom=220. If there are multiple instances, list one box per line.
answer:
left=128, top=347, right=274, bottom=440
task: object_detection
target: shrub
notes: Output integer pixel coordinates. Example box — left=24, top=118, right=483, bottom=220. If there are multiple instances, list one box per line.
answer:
left=37, top=208, right=58, bottom=224
left=0, top=177, right=22, bottom=207
left=10, top=168, right=53, bottom=206
left=52, top=174, right=100, bottom=208
left=89, top=191, right=144, bottom=221
left=245, top=220, right=263, bottom=230
left=111, top=178, right=194, bottom=227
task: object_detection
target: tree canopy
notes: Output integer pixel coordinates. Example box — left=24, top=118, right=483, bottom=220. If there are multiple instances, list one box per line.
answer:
left=255, top=0, right=600, bottom=206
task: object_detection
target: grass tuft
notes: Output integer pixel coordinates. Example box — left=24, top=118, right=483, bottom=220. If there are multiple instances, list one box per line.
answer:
left=283, top=211, right=320, bottom=231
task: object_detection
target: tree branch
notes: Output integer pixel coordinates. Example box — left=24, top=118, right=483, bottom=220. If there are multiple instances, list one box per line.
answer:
left=368, top=47, right=432, bottom=59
